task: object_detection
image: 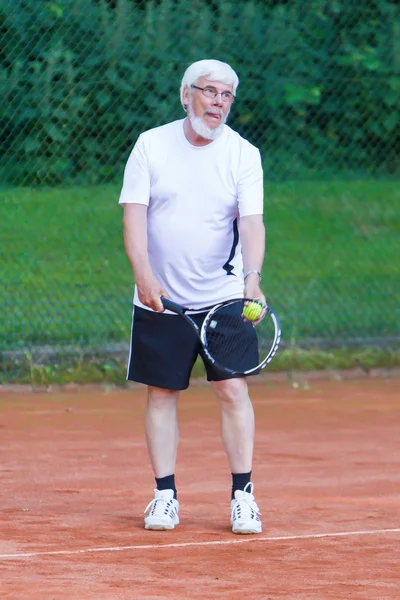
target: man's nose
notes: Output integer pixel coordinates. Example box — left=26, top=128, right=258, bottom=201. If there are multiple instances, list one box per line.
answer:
left=212, top=93, right=224, bottom=106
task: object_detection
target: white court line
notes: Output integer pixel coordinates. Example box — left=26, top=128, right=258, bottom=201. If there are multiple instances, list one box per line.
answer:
left=1, top=528, right=399, bottom=560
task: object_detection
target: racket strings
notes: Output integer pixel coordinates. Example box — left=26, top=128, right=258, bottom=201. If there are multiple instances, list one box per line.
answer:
left=203, top=301, right=277, bottom=374
left=206, top=315, right=257, bottom=370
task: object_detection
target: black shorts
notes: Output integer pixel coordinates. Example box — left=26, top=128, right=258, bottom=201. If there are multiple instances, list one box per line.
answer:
left=127, top=306, right=254, bottom=390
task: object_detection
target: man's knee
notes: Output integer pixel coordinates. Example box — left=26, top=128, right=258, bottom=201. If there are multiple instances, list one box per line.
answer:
left=211, top=377, right=249, bottom=404
left=148, top=387, right=180, bottom=408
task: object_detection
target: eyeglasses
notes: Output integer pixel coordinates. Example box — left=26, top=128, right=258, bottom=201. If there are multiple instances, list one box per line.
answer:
left=191, top=85, right=235, bottom=104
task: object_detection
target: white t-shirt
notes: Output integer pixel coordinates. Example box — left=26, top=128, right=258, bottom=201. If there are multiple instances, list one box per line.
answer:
left=119, top=119, right=263, bottom=310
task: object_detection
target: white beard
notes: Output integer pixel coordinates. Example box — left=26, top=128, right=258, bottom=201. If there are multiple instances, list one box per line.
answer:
left=187, top=102, right=228, bottom=141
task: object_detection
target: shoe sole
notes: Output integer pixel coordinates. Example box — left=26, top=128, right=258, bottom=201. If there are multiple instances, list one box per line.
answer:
left=232, top=524, right=262, bottom=535
left=144, top=519, right=179, bottom=531
left=145, top=523, right=177, bottom=530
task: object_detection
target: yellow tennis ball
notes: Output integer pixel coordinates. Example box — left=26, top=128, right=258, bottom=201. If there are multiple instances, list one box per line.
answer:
left=243, top=301, right=263, bottom=321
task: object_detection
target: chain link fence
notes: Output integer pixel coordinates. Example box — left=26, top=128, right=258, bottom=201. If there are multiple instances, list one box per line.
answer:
left=1, top=0, right=400, bottom=376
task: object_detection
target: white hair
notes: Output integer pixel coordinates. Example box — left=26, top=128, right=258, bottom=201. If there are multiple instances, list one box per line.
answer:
left=180, top=59, right=239, bottom=109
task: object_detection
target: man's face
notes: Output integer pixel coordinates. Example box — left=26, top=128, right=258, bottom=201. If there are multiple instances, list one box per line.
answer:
left=183, top=76, right=234, bottom=135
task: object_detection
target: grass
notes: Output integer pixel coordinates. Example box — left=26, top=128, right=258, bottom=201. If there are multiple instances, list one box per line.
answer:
left=1, top=179, right=400, bottom=381
left=265, top=180, right=400, bottom=342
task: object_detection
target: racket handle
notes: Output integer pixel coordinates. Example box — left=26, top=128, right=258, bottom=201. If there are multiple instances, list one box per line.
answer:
left=161, top=297, right=186, bottom=315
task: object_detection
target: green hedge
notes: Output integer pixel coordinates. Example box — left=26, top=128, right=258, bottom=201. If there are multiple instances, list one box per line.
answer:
left=1, top=0, right=400, bottom=184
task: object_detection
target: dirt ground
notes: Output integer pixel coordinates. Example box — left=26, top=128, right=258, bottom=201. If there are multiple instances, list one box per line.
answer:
left=0, top=377, right=399, bottom=599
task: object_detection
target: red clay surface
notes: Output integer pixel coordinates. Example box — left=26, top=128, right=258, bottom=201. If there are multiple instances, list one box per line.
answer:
left=0, top=377, right=399, bottom=599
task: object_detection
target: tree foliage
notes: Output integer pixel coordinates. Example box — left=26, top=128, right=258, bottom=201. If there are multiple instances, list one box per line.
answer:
left=1, top=0, right=400, bottom=184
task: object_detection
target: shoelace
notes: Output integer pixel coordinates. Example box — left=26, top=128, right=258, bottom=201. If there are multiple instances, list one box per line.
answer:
left=231, top=485, right=261, bottom=521
left=144, top=491, right=175, bottom=516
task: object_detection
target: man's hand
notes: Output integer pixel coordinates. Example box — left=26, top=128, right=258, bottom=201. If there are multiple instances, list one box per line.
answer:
left=136, top=277, right=169, bottom=312
left=244, top=273, right=266, bottom=324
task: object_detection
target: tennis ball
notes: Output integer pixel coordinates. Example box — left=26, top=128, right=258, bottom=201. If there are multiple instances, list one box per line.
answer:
left=243, top=301, right=263, bottom=321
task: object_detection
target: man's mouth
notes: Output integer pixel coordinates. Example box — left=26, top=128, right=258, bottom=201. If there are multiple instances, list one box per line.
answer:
left=205, top=112, right=222, bottom=120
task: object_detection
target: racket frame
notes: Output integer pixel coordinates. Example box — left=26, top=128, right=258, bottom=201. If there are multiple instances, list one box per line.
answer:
left=161, top=297, right=281, bottom=376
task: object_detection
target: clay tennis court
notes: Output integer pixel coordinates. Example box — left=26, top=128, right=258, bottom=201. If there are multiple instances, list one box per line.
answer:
left=1, top=375, right=399, bottom=599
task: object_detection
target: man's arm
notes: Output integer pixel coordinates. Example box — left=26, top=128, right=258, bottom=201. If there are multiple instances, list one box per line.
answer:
left=122, top=203, right=166, bottom=312
left=239, top=214, right=266, bottom=306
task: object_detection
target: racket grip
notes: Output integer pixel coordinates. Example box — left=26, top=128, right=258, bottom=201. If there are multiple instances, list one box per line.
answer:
left=160, top=297, right=186, bottom=315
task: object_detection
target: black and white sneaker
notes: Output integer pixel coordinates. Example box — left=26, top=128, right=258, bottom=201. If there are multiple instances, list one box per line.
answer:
left=144, top=489, right=180, bottom=530
left=230, top=482, right=262, bottom=534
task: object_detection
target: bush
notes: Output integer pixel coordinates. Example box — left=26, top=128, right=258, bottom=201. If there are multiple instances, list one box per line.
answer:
left=1, top=0, right=400, bottom=185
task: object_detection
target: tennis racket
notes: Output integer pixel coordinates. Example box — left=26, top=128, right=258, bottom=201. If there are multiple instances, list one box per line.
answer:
left=161, top=297, right=281, bottom=376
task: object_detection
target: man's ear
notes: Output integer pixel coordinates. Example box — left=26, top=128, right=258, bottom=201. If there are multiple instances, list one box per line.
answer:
left=182, top=85, right=189, bottom=112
